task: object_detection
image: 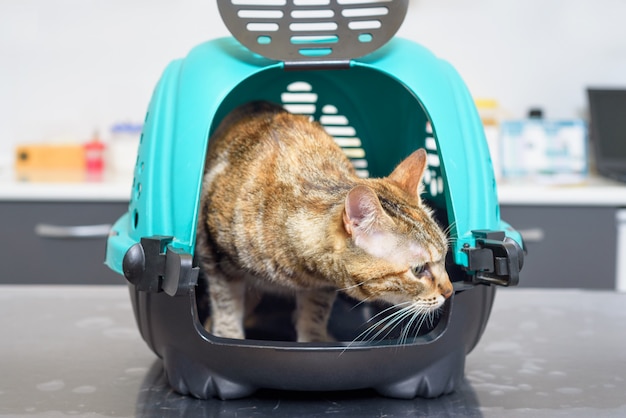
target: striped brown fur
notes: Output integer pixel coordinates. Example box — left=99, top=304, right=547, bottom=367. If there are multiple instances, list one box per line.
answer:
left=196, top=101, right=452, bottom=342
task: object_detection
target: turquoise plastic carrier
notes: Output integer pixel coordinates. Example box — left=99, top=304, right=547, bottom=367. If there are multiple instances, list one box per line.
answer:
left=105, top=1, right=524, bottom=400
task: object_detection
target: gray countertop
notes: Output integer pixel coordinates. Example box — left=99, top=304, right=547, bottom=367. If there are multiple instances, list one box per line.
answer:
left=3, top=174, right=626, bottom=206
left=1, top=286, right=625, bottom=417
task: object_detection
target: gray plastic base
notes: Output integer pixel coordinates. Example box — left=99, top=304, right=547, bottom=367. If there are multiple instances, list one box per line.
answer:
left=128, top=284, right=495, bottom=400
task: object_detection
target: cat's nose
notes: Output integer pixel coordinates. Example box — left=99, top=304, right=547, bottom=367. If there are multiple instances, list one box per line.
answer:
left=440, top=283, right=453, bottom=299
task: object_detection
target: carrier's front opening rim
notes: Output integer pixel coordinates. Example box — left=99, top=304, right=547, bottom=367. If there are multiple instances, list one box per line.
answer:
left=190, top=67, right=458, bottom=347
left=192, top=287, right=455, bottom=349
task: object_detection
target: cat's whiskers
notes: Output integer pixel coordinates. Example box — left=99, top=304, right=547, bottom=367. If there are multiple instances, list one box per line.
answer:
left=345, top=298, right=444, bottom=350
left=442, top=221, right=458, bottom=249
left=343, top=302, right=411, bottom=350
left=364, top=301, right=412, bottom=325
left=348, top=296, right=374, bottom=312
left=398, top=303, right=429, bottom=344
left=397, top=302, right=443, bottom=347
left=347, top=301, right=426, bottom=347
left=369, top=305, right=418, bottom=343
left=336, top=277, right=377, bottom=292
left=336, top=278, right=382, bottom=312
left=442, top=221, right=457, bottom=238
left=350, top=311, right=402, bottom=347
left=412, top=306, right=437, bottom=339
left=399, top=310, right=420, bottom=346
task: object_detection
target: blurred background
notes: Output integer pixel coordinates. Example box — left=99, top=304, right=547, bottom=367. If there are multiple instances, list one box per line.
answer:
left=1, top=0, right=626, bottom=289
left=1, top=0, right=625, bottom=168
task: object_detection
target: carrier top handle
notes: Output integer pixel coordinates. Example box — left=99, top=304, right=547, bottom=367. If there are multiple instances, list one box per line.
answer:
left=217, top=0, right=409, bottom=69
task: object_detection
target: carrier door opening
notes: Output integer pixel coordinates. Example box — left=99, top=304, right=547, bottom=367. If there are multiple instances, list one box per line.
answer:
left=195, top=67, right=453, bottom=345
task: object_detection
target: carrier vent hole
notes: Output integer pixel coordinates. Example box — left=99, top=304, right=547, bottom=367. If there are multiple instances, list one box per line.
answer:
left=281, top=82, right=316, bottom=114
left=341, top=6, right=389, bottom=18
left=298, top=48, right=333, bottom=57
left=291, top=9, right=334, bottom=18
left=226, top=0, right=394, bottom=58
left=132, top=209, right=139, bottom=229
left=247, top=22, right=279, bottom=32
left=289, top=22, right=338, bottom=32
left=281, top=81, right=369, bottom=178
left=348, top=20, right=382, bottom=30
left=294, top=0, right=329, bottom=5
left=337, top=0, right=392, bottom=4
left=291, top=35, right=339, bottom=45
left=238, top=9, right=284, bottom=19
left=232, top=0, right=286, bottom=5
left=424, top=122, right=444, bottom=198
left=287, top=81, right=314, bottom=92
left=257, top=35, right=272, bottom=45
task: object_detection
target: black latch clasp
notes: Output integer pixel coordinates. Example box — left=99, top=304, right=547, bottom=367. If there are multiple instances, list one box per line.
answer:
left=122, top=236, right=199, bottom=296
left=463, top=230, right=524, bottom=287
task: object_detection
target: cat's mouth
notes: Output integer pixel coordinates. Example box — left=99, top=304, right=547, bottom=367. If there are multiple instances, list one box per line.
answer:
left=414, top=295, right=447, bottom=312
left=377, top=292, right=447, bottom=313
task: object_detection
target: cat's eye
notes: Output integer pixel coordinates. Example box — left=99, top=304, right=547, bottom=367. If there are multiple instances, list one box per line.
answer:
left=411, top=265, right=425, bottom=277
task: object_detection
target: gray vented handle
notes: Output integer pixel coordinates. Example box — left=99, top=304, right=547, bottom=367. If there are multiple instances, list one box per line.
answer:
left=217, top=0, right=409, bottom=65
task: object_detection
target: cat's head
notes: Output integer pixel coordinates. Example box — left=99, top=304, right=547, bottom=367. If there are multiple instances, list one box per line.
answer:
left=341, top=149, right=453, bottom=312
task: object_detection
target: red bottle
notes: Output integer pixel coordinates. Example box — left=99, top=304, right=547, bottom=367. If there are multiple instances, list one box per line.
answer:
left=84, top=132, right=106, bottom=177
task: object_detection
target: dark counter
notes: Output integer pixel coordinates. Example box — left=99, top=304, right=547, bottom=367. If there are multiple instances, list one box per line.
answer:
left=1, top=286, right=625, bottom=417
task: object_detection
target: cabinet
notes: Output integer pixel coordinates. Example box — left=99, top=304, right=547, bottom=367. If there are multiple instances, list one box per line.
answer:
left=0, top=200, right=128, bottom=284
left=501, top=205, right=617, bottom=289
left=1, top=177, right=625, bottom=288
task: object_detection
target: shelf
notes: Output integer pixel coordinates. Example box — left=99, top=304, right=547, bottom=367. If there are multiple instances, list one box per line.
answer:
left=497, top=177, right=626, bottom=206
left=0, top=171, right=132, bottom=202
left=2, top=168, right=626, bottom=206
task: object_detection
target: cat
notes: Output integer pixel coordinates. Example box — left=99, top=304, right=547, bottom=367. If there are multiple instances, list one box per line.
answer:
left=196, top=101, right=453, bottom=343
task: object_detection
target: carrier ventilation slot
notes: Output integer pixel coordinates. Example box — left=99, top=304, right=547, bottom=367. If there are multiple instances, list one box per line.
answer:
left=424, top=122, right=444, bottom=198
left=218, top=0, right=408, bottom=63
left=281, top=81, right=370, bottom=178
left=128, top=113, right=149, bottom=230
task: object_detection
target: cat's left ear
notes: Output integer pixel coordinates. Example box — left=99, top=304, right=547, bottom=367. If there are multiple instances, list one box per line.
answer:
left=387, top=148, right=428, bottom=200
left=342, top=185, right=390, bottom=237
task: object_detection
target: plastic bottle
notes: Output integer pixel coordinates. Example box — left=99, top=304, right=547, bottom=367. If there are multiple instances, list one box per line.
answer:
left=84, top=131, right=106, bottom=177
left=107, top=122, right=142, bottom=178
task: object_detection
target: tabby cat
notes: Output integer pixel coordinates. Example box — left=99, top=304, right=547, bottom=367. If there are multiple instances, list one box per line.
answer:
left=196, top=101, right=453, bottom=343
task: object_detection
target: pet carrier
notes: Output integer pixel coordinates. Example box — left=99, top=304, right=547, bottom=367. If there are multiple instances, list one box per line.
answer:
left=105, top=0, right=524, bottom=400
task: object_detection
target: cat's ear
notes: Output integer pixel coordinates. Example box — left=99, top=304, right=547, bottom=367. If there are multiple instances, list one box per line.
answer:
left=342, top=185, right=388, bottom=237
left=387, top=148, right=428, bottom=199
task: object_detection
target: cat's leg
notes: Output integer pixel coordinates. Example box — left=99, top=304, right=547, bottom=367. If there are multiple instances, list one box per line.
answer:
left=295, top=288, right=337, bottom=343
left=206, top=272, right=246, bottom=339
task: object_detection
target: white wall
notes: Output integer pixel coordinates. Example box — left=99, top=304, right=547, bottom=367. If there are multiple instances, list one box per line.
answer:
left=1, top=0, right=625, bottom=166
left=399, top=0, right=626, bottom=119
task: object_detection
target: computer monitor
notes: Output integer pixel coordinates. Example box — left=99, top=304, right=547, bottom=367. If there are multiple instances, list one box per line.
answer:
left=587, top=88, right=626, bottom=183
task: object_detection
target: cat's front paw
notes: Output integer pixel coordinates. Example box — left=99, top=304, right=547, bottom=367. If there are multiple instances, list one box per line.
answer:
left=205, top=317, right=246, bottom=340
left=203, top=317, right=212, bottom=333
left=297, top=331, right=336, bottom=343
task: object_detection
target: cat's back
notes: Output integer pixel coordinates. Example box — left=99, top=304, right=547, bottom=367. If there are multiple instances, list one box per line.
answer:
left=204, top=101, right=285, bottom=164
left=205, top=101, right=356, bottom=189
left=198, top=101, right=357, bottom=279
